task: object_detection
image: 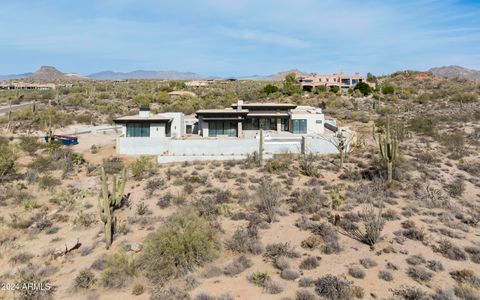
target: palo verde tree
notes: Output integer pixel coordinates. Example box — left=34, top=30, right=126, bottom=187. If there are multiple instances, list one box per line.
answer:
left=354, top=82, right=373, bottom=96
left=98, top=166, right=128, bottom=249
left=282, top=73, right=302, bottom=95
left=374, top=117, right=398, bottom=182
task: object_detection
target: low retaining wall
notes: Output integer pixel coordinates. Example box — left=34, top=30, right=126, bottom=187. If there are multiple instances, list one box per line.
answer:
left=117, top=137, right=340, bottom=163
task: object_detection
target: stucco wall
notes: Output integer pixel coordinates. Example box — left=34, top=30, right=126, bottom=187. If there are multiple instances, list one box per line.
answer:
left=117, top=136, right=340, bottom=158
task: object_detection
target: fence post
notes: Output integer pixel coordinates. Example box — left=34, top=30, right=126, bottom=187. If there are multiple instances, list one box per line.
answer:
left=301, top=136, right=307, bottom=154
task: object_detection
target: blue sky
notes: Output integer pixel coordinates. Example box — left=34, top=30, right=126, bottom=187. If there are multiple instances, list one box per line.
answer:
left=1, top=0, right=480, bottom=76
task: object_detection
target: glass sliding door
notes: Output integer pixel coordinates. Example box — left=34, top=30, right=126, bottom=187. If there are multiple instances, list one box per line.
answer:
left=208, top=121, right=237, bottom=137
left=126, top=123, right=150, bottom=137
left=292, top=119, right=307, bottom=134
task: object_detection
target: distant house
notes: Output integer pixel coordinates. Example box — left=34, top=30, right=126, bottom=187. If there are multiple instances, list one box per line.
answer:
left=167, top=91, right=197, bottom=99
left=299, top=73, right=370, bottom=92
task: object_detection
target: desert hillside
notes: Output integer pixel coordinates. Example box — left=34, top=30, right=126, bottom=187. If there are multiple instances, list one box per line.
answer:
left=0, top=72, right=479, bottom=300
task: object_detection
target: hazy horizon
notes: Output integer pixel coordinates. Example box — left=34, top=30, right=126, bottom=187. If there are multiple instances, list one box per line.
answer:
left=1, top=0, right=480, bottom=76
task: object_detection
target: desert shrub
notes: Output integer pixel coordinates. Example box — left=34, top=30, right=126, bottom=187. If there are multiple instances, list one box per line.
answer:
left=0, top=141, right=17, bottom=182
left=275, top=256, right=290, bottom=270
left=151, top=286, right=190, bottom=300
left=296, top=289, right=316, bottom=300
left=264, top=280, right=284, bottom=294
left=203, top=265, right=223, bottom=278
left=248, top=271, right=270, bottom=287
left=393, top=286, right=430, bottom=300
left=408, top=115, right=437, bottom=136
left=434, top=239, right=467, bottom=261
left=225, top=225, right=263, bottom=255
left=310, top=222, right=342, bottom=254
left=465, top=246, right=480, bottom=264
left=73, top=269, right=96, bottom=290
left=264, top=242, right=300, bottom=260
left=101, top=251, right=136, bottom=288
left=157, top=192, right=173, bottom=208
left=406, top=254, right=426, bottom=266
left=223, top=256, right=253, bottom=276
left=256, top=179, right=283, bottom=223
left=454, top=284, right=480, bottom=300
left=348, top=266, right=366, bottom=279
left=299, top=256, right=320, bottom=270
left=426, top=260, right=444, bottom=272
left=299, top=277, right=316, bottom=288
left=38, top=174, right=61, bottom=190
left=140, top=209, right=220, bottom=283
left=281, top=268, right=300, bottom=280
left=145, top=178, right=165, bottom=197
left=19, top=136, right=44, bottom=155
left=407, top=266, right=433, bottom=282
left=446, top=178, right=465, bottom=198
left=299, top=154, right=319, bottom=177
left=450, top=269, right=480, bottom=288
left=343, top=204, right=384, bottom=246
left=10, top=252, right=34, bottom=264
left=195, top=293, right=216, bottom=300
left=359, top=258, right=377, bottom=269
left=290, top=188, right=325, bottom=213
left=130, top=156, right=156, bottom=180
left=265, top=158, right=290, bottom=173
left=16, top=273, right=56, bottom=300
left=415, top=184, right=450, bottom=209
left=132, top=283, right=145, bottom=295
left=315, top=275, right=353, bottom=299
left=379, top=270, right=393, bottom=282
left=102, top=157, right=124, bottom=175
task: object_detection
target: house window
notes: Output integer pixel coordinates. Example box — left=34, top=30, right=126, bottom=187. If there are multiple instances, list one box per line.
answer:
left=208, top=121, right=237, bottom=137
left=126, top=123, right=150, bottom=137
left=292, top=119, right=307, bottom=134
left=281, top=118, right=289, bottom=131
left=186, top=124, right=192, bottom=134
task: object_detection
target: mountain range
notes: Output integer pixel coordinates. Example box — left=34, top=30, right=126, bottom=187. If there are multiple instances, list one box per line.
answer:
left=0, top=65, right=479, bottom=82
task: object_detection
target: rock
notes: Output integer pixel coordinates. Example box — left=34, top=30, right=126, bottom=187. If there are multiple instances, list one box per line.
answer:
left=128, top=242, right=142, bottom=252
left=65, top=238, right=80, bottom=253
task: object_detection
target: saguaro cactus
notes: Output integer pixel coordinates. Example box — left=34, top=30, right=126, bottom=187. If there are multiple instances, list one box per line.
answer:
left=376, top=117, right=398, bottom=182
left=98, top=166, right=127, bottom=249
left=258, top=129, right=264, bottom=165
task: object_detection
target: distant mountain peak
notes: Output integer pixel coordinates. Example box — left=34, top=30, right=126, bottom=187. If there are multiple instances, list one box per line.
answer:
left=428, top=65, right=480, bottom=82
left=29, top=66, right=89, bottom=81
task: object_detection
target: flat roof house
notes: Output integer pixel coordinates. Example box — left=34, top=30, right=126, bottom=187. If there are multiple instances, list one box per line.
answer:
left=196, top=100, right=325, bottom=138
left=113, top=108, right=184, bottom=138
left=299, top=73, right=367, bottom=92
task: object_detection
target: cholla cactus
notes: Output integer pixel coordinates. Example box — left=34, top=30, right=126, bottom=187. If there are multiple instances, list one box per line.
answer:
left=375, top=117, right=398, bottom=182
left=98, top=166, right=127, bottom=249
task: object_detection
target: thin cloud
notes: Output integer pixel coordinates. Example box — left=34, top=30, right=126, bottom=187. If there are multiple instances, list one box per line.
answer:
left=219, top=28, right=309, bottom=48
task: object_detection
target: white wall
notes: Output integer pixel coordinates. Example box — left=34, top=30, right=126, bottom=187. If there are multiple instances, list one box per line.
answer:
left=150, top=123, right=166, bottom=137
left=291, top=113, right=325, bottom=135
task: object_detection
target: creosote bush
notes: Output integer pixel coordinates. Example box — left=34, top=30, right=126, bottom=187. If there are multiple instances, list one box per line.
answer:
left=73, top=269, right=96, bottom=290
left=101, top=250, right=136, bottom=289
left=140, top=209, right=220, bottom=283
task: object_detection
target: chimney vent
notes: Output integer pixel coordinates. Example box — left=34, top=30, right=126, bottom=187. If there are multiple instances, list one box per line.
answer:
left=237, top=100, right=244, bottom=110
left=139, top=107, right=150, bottom=118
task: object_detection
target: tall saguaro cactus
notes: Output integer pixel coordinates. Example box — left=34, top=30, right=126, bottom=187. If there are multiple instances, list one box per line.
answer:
left=375, top=117, right=398, bottom=182
left=98, top=166, right=127, bottom=249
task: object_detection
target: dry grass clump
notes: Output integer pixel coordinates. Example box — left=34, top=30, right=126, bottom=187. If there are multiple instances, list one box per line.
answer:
left=73, top=269, right=96, bottom=290
left=280, top=268, right=300, bottom=280
left=299, top=256, right=320, bottom=270
left=348, top=266, right=366, bottom=279
left=397, top=220, right=426, bottom=242
left=426, top=260, right=444, bottom=272
left=433, top=239, right=467, bottom=261
left=264, top=242, right=300, bottom=260
left=315, top=275, right=354, bottom=299
left=310, top=222, right=342, bottom=254
left=226, top=222, right=263, bottom=254
left=406, top=254, right=426, bottom=266
left=247, top=271, right=284, bottom=294
left=223, top=256, right=253, bottom=276
left=407, top=266, right=434, bottom=283
left=296, top=289, right=316, bottom=300
left=392, top=285, right=430, bottom=300
left=464, top=245, right=480, bottom=264
left=378, top=270, right=393, bottom=282
left=359, top=258, right=377, bottom=269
